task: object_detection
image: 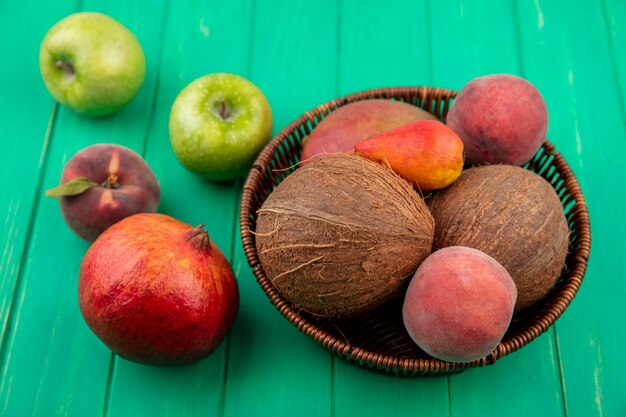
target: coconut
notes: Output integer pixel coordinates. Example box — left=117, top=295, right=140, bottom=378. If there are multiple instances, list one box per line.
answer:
left=255, top=154, right=434, bottom=318
left=428, top=165, right=570, bottom=312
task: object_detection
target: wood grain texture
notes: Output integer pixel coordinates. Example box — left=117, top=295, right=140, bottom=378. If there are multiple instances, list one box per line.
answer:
left=0, top=0, right=78, bottom=363
left=602, top=0, right=626, bottom=120
left=337, top=0, right=433, bottom=94
left=517, top=1, right=626, bottom=416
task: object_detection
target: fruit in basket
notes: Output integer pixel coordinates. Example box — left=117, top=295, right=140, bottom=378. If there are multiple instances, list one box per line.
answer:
left=79, top=213, right=239, bottom=366
left=300, top=99, right=438, bottom=163
left=446, top=74, right=548, bottom=166
left=45, top=144, right=160, bottom=242
left=428, top=165, right=569, bottom=312
left=255, top=154, right=434, bottom=318
left=39, top=12, right=146, bottom=116
left=402, top=246, right=517, bottom=363
left=169, top=73, right=273, bottom=181
left=355, top=120, right=464, bottom=191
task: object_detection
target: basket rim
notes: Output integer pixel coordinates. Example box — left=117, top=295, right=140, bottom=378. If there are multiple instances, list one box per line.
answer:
left=240, top=86, right=592, bottom=375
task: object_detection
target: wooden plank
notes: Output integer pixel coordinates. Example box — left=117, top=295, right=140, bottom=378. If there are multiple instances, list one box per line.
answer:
left=516, top=1, right=626, bottom=416
left=429, top=0, right=522, bottom=90
left=0, top=1, right=167, bottom=416
left=104, top=1, right=253, bottom=416
left=0, top=0, right=78, bottom=356
left=332, top=1, right=449, bottom=415
left=448, top=333, right=564, bottom=414
left=223, top=1, right=339, bottom=416
left=428, top=1, right=565, bottom=416
left=337, top=0, right=433, bottom=94
left=603, top=0, right=626, bottom=113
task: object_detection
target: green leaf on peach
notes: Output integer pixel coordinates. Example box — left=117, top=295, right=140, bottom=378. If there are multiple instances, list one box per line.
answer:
left=45, top=177, right=98, bottom=198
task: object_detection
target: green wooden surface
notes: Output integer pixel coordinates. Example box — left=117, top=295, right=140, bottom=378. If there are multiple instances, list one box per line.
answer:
left=0, top=0, right=622, bottom=416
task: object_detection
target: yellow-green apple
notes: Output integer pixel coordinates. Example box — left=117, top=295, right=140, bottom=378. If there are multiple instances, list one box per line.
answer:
left=169, top=73, right=273, bottom=181
left=355, top=120, right=464, bottom=191
left=39, top=12, right=146, bottom=116
left=46, top=144, right=160, bottom=241
left=301, top=99, right=438, bottom=163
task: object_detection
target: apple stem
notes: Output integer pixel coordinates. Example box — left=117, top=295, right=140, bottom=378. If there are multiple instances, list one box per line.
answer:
left=100, top=174, right=120, bottom=189
left=218, top=101, right=230, bottom=120
left=55, top=59, right=76, bottom=80
left=185, top=225, right=212, bottom=252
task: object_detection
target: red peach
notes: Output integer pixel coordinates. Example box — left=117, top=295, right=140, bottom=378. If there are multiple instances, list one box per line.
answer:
left=402, top=246, right=517, bottom=363
left=446, top=74, right=548, bottom=166
left=49, top=144, right=160, bottom=241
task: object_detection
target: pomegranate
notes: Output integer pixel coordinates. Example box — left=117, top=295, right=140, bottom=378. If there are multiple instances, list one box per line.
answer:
left=78, top=213, right=239, bottom=366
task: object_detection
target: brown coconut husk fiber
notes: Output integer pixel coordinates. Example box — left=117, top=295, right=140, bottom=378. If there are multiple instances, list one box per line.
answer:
left=255, top=153, right=434, bottom=319
left=429, top=164, right=570, bottom=312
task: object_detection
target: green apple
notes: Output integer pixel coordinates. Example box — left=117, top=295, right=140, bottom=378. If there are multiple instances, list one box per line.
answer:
left=39, top=12, right=146, bottom=116
left=169, top=73, right=273, bottom=181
